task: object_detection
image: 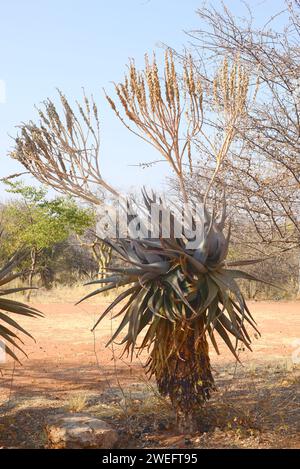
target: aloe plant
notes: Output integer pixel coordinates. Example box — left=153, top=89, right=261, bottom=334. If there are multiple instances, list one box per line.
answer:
left=0, top=251, right=43, bottom=363
left=78, top=192, right=267, bottom=423
left=10, top=56, right=266, bottom=424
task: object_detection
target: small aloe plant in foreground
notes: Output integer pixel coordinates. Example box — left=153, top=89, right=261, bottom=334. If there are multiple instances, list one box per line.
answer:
left=0, top=251, right=43, bottom=363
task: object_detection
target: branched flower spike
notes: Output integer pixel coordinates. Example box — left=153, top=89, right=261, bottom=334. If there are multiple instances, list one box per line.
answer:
left=105, top=51, right=204, bottom=202
left=11, top=90, right=119, bottom=205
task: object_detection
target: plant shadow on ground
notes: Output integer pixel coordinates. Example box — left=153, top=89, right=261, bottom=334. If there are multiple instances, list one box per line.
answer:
left=0, top=362, right=299, bottom=449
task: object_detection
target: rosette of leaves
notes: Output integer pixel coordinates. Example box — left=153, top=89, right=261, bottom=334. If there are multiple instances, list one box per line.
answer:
left=79, top=192, right=266, bottom=420
left=0, top=251, right=43, bottom=363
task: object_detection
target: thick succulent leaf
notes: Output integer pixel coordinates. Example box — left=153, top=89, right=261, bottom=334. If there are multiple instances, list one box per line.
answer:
left=194, top=211, right=215, bottom=262
left=120, top=255, right=170, bottom=273
left=0, top=272, right=23, bottom=287
left=136, top=308, right=153, bottom=336
left=197, top=276, right=218, bottom=315
left=78, top=193, right=268, bottom=363
left=122, top=307, right=154, bottom=351
left=139, top=271, right=159, bottom=285
left=0, top=329, right=27, bottom=359
left=109, top=288, right=150, bottom=352
left=0, top=312, right=35, bottom=340
left=100, top=238, right=130, bottom=262
left=140, top=261, right=170, bottom=273
left=139, top=239, right=163, bottom=249
left=230, top=298, right=260, bottom=334
left=218, top=312, right=251, bottom=349
left=162, top=239, right=208, bottom=273
left=0, top=287, right=35, bottom=296
left=0, top=323, right=24, bottom=341
left=165, top=276, right=197, bottom=317
left=91, top=285, right=140, bottom=331
left=226, top=269, right=283, bottom=290
left=204, top=296, right=220, bottom=330
left=222, top=292, right=242, bottom=338
left=207, top=324, right=220, bottom=355
left=148, top=291, right=165, bottom=319
left=4, top=345, right=22, bottom=363
left=234, top=313, right=252, bottom=343
left=213, top=321, right=241, bottom=362
left=0, top=298, right=43, bottom=317
left=0, top=253, right=42, bottom=363
left=207, top=234, right=222, bottom=264
left=226, top=258, right=267, bottom=267
left=163, top=294, right=178, bottom=321
left=77, top=279, right=136, bottom=304
left=132, top=240, right=163, bottom=264
left=83, top=275, right=130, bottom=287
left=104, top=266, right=144, bottom=276
left=210, top=270, right=245, bottom=314
left=140, top=316, right=161, bottom=350
left=143, top=251, right=164, bottom=264
left=111, top=289, right=141, bottom=320
left=106, top=307, right=133, bottom=346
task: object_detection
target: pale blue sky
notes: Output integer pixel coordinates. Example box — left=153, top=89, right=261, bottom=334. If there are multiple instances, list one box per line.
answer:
left=0, top=0, right=286, bottom=200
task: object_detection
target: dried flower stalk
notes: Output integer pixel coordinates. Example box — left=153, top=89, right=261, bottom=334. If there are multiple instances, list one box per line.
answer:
left=10, top=54, right=249, bottom=208
left=106, top=52, right=248, bottom=204
left=11, top=90, right=119, bottom=204
left=204, top=57, right=249, bottom=202
left=105, top=50, right=204, bottom=203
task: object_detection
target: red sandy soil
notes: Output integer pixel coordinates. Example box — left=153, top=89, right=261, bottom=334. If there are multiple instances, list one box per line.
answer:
left=1, top=300, right=299, bottom=397
left=0, top=300, right=299, bottom=448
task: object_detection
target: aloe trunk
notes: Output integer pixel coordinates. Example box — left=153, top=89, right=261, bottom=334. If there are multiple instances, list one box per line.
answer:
left=148, top=319, right=215, bottom=424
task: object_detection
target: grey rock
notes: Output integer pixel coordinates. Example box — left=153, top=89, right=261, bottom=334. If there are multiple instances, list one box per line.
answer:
left=45, top=413, right=118, bottom=449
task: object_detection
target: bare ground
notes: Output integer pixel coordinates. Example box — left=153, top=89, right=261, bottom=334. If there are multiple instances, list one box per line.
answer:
left=0, top=297, right=299, bottom=449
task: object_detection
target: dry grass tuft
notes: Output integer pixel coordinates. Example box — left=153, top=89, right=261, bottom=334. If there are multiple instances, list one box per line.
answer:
left=65, top=393, right=88, bottom=413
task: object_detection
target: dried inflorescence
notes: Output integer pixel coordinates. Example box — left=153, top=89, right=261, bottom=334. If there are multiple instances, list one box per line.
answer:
left=10, top=53, right=249, bottom=209
left=213, top=57, right=249, bottom=123
left=106, top=52, right=250, bottom=204
left=105, top=50, right=204, bottom=200
left=11, top=90, right=119, bottom=204
left=200, top=58, right=250, bottom=203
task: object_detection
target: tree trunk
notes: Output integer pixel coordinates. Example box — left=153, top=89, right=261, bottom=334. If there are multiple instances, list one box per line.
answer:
left=26, top=248, right=37, bottom=301
left=92, top=242, right=112, bottom=279
left=148, top=319, right=215, bottom=430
